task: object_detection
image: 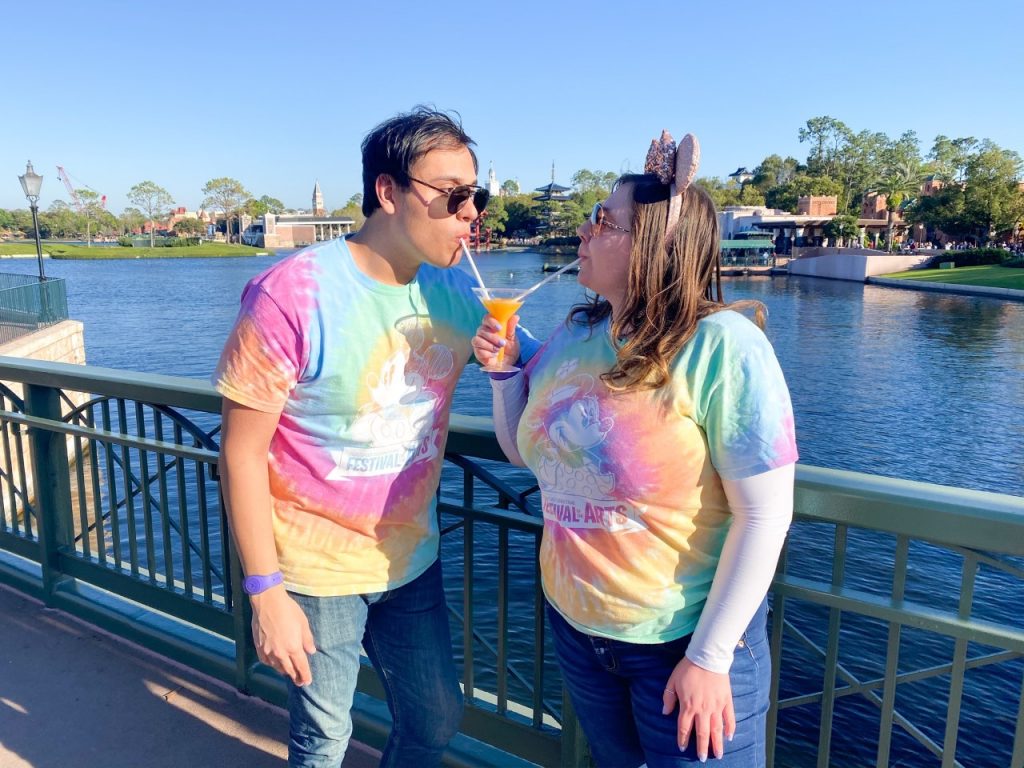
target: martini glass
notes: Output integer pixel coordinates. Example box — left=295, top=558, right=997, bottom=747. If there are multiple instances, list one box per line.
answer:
left=472, top=287, right=525, bottom=373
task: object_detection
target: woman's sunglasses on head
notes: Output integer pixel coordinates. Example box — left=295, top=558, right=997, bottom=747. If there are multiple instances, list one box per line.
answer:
left=408, top=177, right=490, bottom=216
left=590, top=203, right=631, bottom=235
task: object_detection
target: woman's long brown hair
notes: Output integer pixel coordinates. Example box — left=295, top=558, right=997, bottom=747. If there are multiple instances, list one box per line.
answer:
left=570, top=174, right=764, bottom=392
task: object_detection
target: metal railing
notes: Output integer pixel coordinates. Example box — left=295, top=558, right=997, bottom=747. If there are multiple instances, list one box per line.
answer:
left=0, top=356, right=1021, bottom=767
left=0, top=274, right=69, bottom=346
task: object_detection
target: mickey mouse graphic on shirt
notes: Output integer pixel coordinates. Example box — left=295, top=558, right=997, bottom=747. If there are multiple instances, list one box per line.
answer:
left=329, top=315, right=455, bottom=479
left=533, top=369, right=614, bottom=494
left=529, top=361, right=647, bottom=533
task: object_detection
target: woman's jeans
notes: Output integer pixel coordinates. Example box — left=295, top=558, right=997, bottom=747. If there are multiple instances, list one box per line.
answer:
left=286, top=560, right=463, bottom=768
left=548, top=600, right=771, bottom=768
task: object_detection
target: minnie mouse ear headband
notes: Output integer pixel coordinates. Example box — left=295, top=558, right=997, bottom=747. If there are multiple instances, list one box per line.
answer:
left=643, top=130, right=701, bottom=239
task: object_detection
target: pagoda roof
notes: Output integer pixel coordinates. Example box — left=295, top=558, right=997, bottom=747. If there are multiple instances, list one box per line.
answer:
left=534, top=182, right=571, bottom=193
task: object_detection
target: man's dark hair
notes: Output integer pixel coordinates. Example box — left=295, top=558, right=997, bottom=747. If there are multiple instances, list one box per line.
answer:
left=361, top=106, right=478, bottom=217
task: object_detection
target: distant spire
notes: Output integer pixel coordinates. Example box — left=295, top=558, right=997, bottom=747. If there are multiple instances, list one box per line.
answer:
left=488, top=162, right=499, bottom=196
left=551, top=161, right=555, bottom=184
left=312, top=180, right=325, bottom=217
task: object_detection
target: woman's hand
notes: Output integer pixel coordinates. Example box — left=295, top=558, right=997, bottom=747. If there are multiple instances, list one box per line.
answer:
left=662, top=656, right=735, bottom=762
left=471, top=315, right=520, bottom=368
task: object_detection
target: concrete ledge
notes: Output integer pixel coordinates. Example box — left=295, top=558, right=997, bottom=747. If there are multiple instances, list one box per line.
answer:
left=789, top=250, right=930, bottom=281
left=866, top=276, right=1024, bottom=302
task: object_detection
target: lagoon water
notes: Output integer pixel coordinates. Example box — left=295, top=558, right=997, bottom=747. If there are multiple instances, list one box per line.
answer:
left=8, top=249, right=1023, bottom=765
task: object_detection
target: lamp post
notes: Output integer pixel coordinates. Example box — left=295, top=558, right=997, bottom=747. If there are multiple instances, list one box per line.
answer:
left=18, top=160, right=46, bottom=281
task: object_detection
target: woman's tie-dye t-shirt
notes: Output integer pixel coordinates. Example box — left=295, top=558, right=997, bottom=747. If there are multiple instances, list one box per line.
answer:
left=519, top=309, right=798, bottom=643
left=214, top=237, right=496, bottom=596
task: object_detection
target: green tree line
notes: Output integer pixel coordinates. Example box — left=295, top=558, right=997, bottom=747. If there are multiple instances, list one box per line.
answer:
left=693, top=117, right=1023, bottom=247
left=3, top=120, right=1020, bottom=247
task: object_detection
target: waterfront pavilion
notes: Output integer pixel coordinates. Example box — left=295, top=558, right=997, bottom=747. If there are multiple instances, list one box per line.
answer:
left=242, top=212, right=356, bottom=248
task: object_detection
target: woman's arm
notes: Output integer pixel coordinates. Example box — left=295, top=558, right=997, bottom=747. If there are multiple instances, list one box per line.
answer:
left=662, top=463, right=794, bottom=760
left=489, top=372, right=528, bottom=466
left=685, top=462, right=795, bottom=671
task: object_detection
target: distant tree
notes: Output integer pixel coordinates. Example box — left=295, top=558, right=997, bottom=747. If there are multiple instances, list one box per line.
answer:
left=765, top=174, right=843, bottom=214
left=824, top=213, right=860, bottom=246
left=752, top=155, right=800, bottom=192
left=837, top=130, right=889, bottom=214
left=244, top=195, right=288, bottom=218
left=695, top=177, right=740, bottom=210
left=549, top=199, right=586, bottom=236
left=173, top=218, right=206, bottom=236
left=906, top=185, right=969, bottom=242
left=500, top=179, right=520, bottom=196
left=480, top=195, right=508, bottom=237
left=571, top=169, right=618, bottom=196
left=571, top=188, right=604, bottom=217
left=329, top=193, right=366, bottom=231
left=504, top=196, right=541, bottom=238
left=798, top=116, right=852, bottom=178
left=739, top=184, right=766, bottom=206
left=127, top=181, right=175, bottom=248
left=871, top=160, right=925, bottom=251
left=5, top=209, right=36, bottom=239
left=258, top=195, right=285, bottom=214
left=119, top=207, right=146, bottom=236
left=928, top=135, right=977, bottom=183
left=244, top=198, right=269, bottom=218
left=42, top=200, right=78, bottom=239
left=962, top=141, right=1024, bottom=243
left=202, top=177, right=251, bottom=241
left=76, top=189, right=106, bottom=247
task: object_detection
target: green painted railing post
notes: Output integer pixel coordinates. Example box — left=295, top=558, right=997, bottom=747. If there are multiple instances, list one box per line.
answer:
left=221, top=488, right=257, bottom=693
left=24, top=382, right=74, bottom=602
left=560, top=687, right=593, bottom=767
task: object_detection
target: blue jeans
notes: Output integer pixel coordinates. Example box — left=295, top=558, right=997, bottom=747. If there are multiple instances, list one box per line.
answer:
left=548, top=600, right=770, bottom=768
left=287, top=560, right=463, bottom=768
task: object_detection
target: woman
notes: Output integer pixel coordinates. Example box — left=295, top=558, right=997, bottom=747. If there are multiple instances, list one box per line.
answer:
left=472, top=131, right=798, bottom=767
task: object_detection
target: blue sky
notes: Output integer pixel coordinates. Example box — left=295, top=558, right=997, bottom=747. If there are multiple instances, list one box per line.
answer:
left=3, top=0, right=1022, bottom=213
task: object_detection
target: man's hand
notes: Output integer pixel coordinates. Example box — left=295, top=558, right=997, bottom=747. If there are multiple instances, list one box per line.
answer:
left=250, top=586, right=317, bottom=686
left=662, top=656, right=735, bottom=762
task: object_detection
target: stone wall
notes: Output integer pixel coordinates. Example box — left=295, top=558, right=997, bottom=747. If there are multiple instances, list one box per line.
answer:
left=788, top=249, right=931, bottom=282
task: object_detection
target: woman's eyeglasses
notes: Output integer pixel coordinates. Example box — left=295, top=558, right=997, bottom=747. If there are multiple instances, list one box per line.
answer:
left=408, top=177, right=490, bottom=216
left=590, top=203, right=631, bottom=235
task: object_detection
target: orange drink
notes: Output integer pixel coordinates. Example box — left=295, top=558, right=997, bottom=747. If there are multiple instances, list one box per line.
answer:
left=473, top=287, right=525, bottom=372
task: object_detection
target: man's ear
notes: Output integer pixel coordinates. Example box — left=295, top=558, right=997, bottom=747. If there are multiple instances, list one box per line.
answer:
left=376, top=173, right=397, bottom=214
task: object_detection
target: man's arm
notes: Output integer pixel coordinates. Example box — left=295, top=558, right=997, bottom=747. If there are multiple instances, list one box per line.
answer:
left=220, top=397, right=316, bottom=686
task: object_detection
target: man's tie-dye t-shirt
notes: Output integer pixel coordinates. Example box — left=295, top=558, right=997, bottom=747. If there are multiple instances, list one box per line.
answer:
left=519, top=309, right=798, bottom=643
left=214, top=238, right=496, bottom=596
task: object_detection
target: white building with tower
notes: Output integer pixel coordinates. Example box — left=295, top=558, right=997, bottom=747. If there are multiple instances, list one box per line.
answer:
left=487, top=163, right=499, bottom=197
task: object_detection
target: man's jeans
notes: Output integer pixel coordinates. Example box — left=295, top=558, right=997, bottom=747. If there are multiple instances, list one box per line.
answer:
left=548, top=600, right=771, bottom=768
left=287, top=560, right=463, bottom=768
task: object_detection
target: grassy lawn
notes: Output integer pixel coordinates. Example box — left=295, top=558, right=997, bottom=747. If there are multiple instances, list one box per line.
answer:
left=880, top=264, right=1024, bottom=290
left=0, top=242, right=273, bottom=259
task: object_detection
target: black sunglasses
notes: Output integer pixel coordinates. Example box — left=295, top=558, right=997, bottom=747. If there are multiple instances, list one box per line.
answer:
left=408, top=177, right=490, bottom=216
left=590, top=202, right=631, bottom=235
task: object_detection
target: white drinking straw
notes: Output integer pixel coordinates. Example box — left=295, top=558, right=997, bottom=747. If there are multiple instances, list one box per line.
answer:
left=459, top=239, right=490, bottom=300
left=516, top=258, right=581, bottom=300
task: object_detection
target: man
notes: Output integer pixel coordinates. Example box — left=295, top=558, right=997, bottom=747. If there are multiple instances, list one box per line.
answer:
left=215, top=107, right=536, bottom=767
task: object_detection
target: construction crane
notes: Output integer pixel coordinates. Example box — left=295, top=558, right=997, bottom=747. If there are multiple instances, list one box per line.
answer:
left=56, top=166, right=107, bottom=212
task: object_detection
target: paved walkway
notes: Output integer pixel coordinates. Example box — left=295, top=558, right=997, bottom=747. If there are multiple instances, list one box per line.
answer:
left=0, top=585, right=380, bottom=768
